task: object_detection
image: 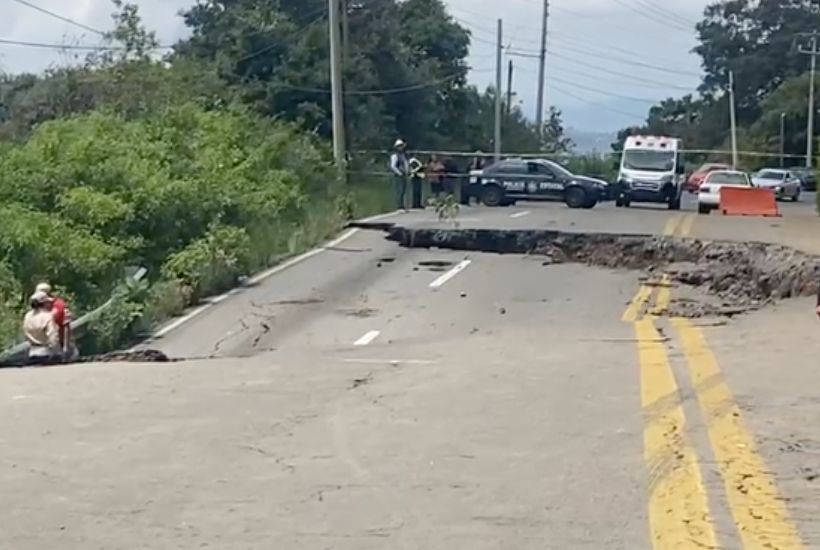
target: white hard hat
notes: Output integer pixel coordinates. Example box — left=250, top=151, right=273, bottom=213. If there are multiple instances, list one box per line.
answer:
left=30, top=290, right=52, bottom=305
left=35, top=282, right=52, bottom=294
left=393, top=139, right=406, bottom=149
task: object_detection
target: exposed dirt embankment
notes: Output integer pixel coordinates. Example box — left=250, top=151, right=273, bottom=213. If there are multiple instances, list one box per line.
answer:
left=383, top=226, right=820, bottom=316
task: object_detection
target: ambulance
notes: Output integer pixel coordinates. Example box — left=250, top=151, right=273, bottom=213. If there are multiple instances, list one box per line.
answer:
left=614, top=135, right=685, bottom=210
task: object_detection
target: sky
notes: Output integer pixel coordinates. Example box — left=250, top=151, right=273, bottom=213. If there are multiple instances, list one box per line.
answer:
left=0, top=0, right=712, bottom=133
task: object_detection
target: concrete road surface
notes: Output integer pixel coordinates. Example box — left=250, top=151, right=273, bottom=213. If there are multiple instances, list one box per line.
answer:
left=1, top=195, right=818, bottom=549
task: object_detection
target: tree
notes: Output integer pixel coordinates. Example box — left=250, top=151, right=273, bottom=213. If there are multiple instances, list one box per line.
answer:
left=695, top=0, right=820, bottom=119
left=176, top=0, right=505, bottom=151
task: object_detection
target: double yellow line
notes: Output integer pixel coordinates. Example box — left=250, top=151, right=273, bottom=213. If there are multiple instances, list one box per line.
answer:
left=626, top=214, right=805, bottom=549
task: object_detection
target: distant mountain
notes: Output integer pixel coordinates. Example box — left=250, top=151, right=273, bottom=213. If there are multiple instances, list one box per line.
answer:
left=566, top=128, right=617, bottom=154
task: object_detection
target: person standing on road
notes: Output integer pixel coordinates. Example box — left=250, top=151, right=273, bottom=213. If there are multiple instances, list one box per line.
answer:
left=23, top=291, right=62, bottom=366
left=389, top=139, right=409, bottom=210
left=465, top=151, right=487, bottom=205
left=408, top=156, right=425, bottom=209
left=428, top=154, right=446, bottom=198
left=442, top=155, right=459, bottom=197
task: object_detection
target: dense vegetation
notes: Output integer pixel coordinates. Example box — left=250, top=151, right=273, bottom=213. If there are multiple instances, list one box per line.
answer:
left=615, top=0, right=820, bottom=174
left=0, top=0, right=570, bottom=351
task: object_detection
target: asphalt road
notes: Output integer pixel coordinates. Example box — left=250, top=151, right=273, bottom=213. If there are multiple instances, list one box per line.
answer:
left=1, top=194, right=818, bottom=549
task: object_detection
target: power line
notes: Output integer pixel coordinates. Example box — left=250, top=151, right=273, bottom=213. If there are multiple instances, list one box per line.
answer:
left=0, top=37, right=171, bottom=51
left=547, top=75, right=659, bottom=103
left=551, top=45, right=701, bottom=77
left=550, top=83, right=647, bottom=120
left=547, top=51, right=699, bottom=90
left=457, top=13, right=696, bottom=73
left=515, top=58, right=696, bottom=93
left=629, top=0, right=697, bottom=27
left=610, top=0, right=693, bottom=33
left=473, top=29, right=701, bottom=78
left=273, top=68, right=493, bottom=96
left=10, top=0, right=105, bottom=36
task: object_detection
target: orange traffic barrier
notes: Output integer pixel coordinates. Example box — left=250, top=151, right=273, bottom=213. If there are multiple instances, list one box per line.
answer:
left=719, top=187, right=780, bottom=217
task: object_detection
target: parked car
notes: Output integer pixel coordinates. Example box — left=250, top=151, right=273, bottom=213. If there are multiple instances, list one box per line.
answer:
left=686, top=163, right=731, bottom=193
left=468, top=158, right=609, bottom=209
left=789, top=167, right=817, bottom=191
left=697, top=170, right=752, bottom=214
left=751, top=169, right=802, bottom=202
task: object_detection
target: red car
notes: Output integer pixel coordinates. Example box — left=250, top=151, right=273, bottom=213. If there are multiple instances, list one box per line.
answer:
left=686, top=163, right=731, bottom=193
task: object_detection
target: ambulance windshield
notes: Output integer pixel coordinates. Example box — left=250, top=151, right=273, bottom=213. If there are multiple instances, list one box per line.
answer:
left=623, top=150, right=675, bottom=172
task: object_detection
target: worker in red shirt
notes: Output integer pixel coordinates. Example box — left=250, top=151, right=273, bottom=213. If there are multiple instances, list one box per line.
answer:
left=35, top=283, right=73, bottom=357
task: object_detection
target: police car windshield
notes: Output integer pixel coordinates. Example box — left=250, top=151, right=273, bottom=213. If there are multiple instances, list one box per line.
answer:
left=543, top=161, right=573, bottom=178
left=623, top=150, right=675, bottom=172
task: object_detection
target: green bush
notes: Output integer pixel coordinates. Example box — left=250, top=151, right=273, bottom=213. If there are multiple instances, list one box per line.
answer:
left=0, top=103, right=350, bottom=353
left=161, top=224, right=252, bottom=301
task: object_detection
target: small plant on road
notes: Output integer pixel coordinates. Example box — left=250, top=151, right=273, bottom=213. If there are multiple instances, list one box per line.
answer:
left=431, top=194, right=461, bottom=228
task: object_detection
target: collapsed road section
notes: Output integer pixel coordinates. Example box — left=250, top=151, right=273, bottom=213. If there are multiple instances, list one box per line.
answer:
left=365, top=223, right=820, bottom=317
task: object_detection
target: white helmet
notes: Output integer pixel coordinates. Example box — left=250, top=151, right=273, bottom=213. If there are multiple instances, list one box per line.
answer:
left=393, top=139, right=406, bottom=149
left=35, top=282, right=52, bottom=294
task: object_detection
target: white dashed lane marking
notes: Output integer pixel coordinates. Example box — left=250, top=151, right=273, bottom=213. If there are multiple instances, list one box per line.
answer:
left=429, top=260, right=472, bottom=289
left=353, top=330, right=381, bottom=347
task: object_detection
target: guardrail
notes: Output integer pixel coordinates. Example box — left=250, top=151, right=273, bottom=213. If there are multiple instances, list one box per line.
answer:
left=0, top=268, right=147, bottom=367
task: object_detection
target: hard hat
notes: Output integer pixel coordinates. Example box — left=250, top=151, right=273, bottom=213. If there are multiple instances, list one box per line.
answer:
left=35, top=282, right=52, bottom=294
left=393, top=139, right=406, bottom=149
left=30, top=290, right=53, bottom=306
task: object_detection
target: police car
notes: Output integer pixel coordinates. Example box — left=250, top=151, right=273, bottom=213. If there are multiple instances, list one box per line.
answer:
left=468, top=158, right=609, bottom=208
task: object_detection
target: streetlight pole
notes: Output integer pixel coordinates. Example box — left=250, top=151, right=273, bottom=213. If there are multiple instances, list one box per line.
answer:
left=780, top=112, right=786, bottom=167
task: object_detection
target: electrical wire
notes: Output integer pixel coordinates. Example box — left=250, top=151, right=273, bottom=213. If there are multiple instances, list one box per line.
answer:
left=552, top=45, right=701, bottom=78
left=513, top=59, right=695, bottom=93
left=610, top=0, right=693, bottom=33
left=474, top=32, right=701, bottom=79
left=273, top=68, right=493, bottom=96
left=546, top=51, right=699, bottom=90
left=10, top=0, right=105, bottom=36
left=629, top=0, right=698, bottom=28
left=0, top=37, right=172, bottom=51
left=550, top=83, right=648, bottom=120
left=547, top=75, right=659, bottom=103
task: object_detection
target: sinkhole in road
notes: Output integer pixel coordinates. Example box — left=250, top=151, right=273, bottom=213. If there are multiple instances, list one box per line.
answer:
left=380, top=225, right=820, bottom=318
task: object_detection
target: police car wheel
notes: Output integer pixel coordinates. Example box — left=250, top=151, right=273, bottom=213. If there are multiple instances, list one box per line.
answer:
left=481, top=185, right=505, bottom=207
left=564, top=187, right=588, bottom=209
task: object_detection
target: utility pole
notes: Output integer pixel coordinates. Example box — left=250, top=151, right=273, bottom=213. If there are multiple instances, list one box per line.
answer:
left=341, top=0, right=350, bottom=67
left=506, top=59, right=514, bottom=117
left=798, top=31, right=818, bottom=168
left=780, top=112, right=786, bottom=167
left=728, top=70, right=739, bottom=169
left=494, top=18, right=503, bottom=161
left=535, top=0, right=549, bottom=134
left=328, top=0, right=346, bottom=175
